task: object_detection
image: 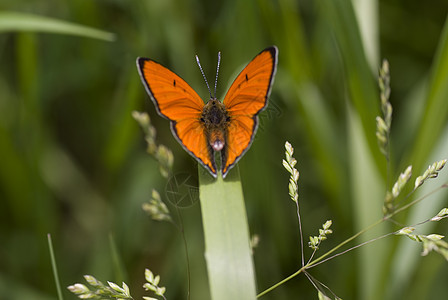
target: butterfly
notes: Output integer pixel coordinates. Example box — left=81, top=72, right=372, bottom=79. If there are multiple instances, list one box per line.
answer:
left=136, top=46, right=278, bottom=178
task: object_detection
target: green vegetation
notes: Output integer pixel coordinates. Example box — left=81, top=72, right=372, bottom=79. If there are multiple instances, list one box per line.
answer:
left=1, top=1, right=447, bottom=299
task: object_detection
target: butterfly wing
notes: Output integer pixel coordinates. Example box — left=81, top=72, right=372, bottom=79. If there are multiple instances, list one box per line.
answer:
left=136, top=58, right=217, bottom=176
left=222, top=46, right=278, bottom=177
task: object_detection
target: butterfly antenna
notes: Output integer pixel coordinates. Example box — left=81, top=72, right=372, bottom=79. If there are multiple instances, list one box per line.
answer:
left=195, top=54, right=213, bottom=99
left=214, top=52, right=221, bottom=99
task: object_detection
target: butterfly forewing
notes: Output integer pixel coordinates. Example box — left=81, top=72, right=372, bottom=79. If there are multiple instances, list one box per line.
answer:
left=137, top=58, right=217, bottom=176
left=221, top=47, right=278, bottom=176
left=137, top=59, right=204, bottom=119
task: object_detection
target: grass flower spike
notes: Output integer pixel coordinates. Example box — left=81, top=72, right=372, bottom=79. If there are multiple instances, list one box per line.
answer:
left=142, top=189, right=172, bottom=222
left=133, top=111, right=174, bottom=178
left=415, top=159, right=447, bottom=188
left=67, top=275, right=132, bottom=299
left=376, top=59, right=392, bottom=159
left=143, top=269, right=167, bottom=300
left=283, top=141, right=299, bottom=203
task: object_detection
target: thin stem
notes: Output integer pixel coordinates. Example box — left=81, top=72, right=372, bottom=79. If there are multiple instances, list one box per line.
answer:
left=304, top=272, right=320, bottom=295
left=388, top=183, right=447, bottom=218
left=257, top=266, right=306, bottom=298
left=296, top=201, right=305, bottom=267
left=47, top=234, right=64, bottom=300
left=308, top=218, right=383, bottom=266
left=258, top=182, right=448, bottom=297
left=313, top=203, right=448, bottom=269
left=386, top=139, right=391, bottom=192
left=304, top=271, right=340, bottom=299
left=308, top=232, right=395, bottom=269
left=306, top=241, right=321, bottom=265
left=257, top=218, right=383, bottom=297
left=311, top=182, right=448, bottom=269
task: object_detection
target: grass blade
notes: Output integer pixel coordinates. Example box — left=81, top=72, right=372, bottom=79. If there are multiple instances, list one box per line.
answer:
left=352, top=0, right=379, bottom=69
left=407, top=16, right=448, bottom=174
left=319, top=0, right=383, bottom=174
left=0, top=12, right=115, bottom=41
left=347, top=107, right=388, bottom=300
left=199, top=166, right=256, bottom=300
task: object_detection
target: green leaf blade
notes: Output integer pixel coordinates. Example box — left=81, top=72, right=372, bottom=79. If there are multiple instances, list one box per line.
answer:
left=0, top=12, right=115, bottom=41
left=408, top=16, right=448, bottom=174
left=199, top=167, right=256, bottom=300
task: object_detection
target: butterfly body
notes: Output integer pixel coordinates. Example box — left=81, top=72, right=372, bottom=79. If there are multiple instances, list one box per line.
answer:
left=201, top=98, right=229, bottom=152
left=137, top=46, right=278, bottom=178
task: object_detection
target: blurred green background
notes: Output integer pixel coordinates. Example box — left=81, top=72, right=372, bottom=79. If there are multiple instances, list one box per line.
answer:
left=1, top=0, right=448, bottom=299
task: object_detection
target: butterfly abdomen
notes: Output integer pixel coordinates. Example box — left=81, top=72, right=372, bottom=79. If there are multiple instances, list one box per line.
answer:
left=201, top=98, right=230, bottom=152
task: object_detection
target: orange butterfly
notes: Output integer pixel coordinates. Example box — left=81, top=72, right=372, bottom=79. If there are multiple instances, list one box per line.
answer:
left=136, top=46, right=278, bottom=178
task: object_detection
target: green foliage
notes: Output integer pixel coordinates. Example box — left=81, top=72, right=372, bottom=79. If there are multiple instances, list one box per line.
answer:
left=0, top=12, right=115, bottom=41
left=1, top=1, right=448, bottom=300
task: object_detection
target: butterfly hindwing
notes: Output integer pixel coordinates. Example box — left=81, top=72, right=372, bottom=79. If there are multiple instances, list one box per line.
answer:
left=222, top=115, right=257, bottom=176
left=221, top=46, right=278, bottom=177
left=170, top=118, right=217, bottom=175
left=136, top=58, right=217, bottom=176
